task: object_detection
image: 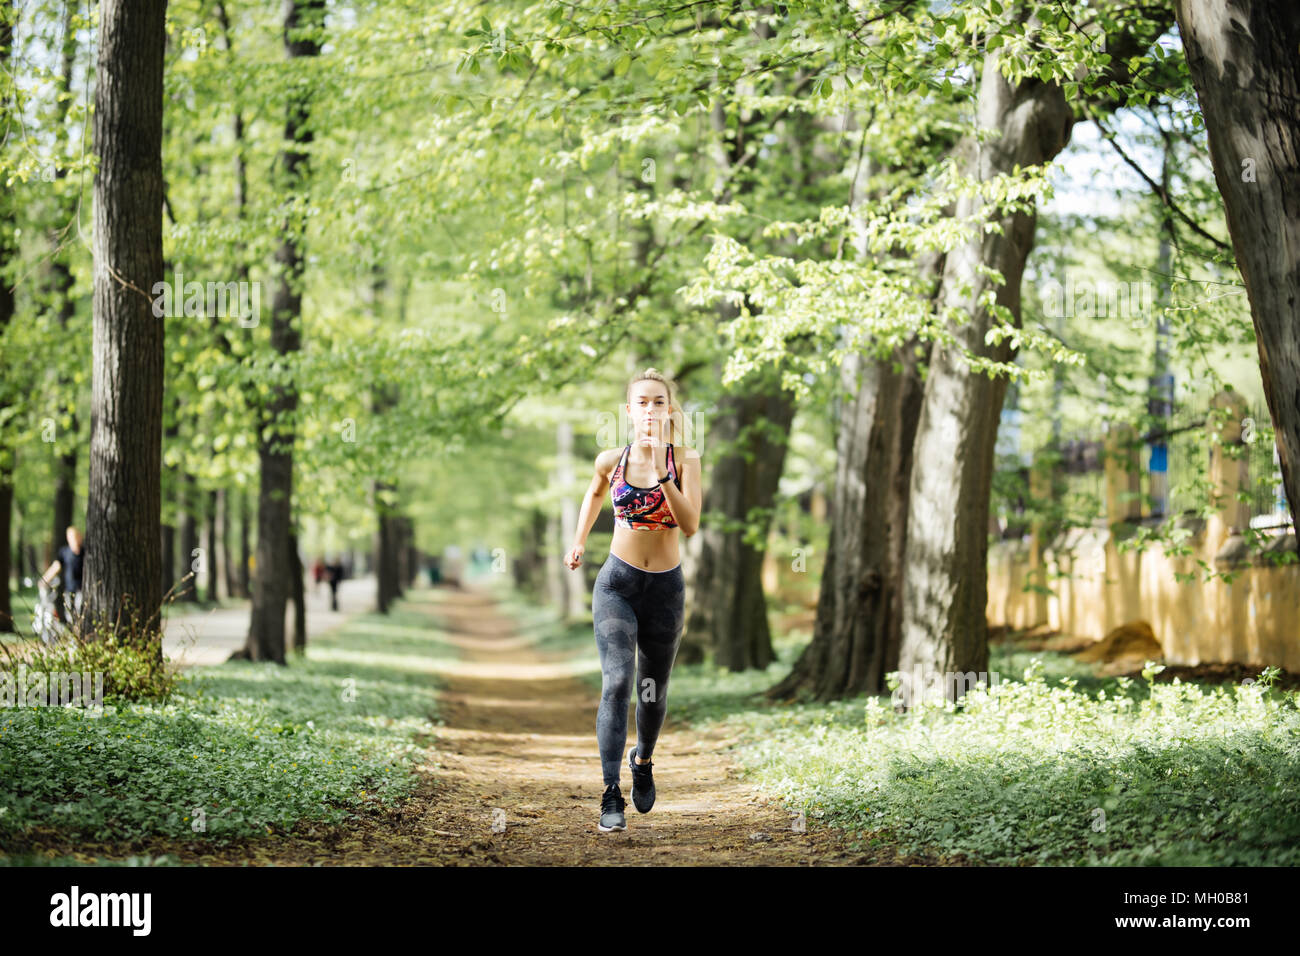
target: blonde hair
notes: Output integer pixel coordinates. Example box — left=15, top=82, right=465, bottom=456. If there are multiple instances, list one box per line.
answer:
left=627, top=367, right=684, bottom=445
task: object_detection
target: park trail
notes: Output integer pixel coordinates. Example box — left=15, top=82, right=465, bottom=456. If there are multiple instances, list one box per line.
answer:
left=60, top=584, right=951, bottom=866
left=228, top=584, right=886, bottom=866
left=329, top=583, right=888, bottom=866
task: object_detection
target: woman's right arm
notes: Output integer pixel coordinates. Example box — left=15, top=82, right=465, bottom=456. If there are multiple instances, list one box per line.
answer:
left=564, top=453, right=610, bottom=569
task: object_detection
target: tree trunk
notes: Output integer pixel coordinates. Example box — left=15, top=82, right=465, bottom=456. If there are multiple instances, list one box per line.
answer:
left=160, top=523, right=174, bottom=601
left=1174, top=0, right=1300, bottom=529
left=177, top=472, right=199, bottom=602
left=219, top=487, right=234, bottom=600
left=407, top=525, right=420, bottom=588
left=766, top=130, right=945, bottom=702
left=238, top=486, right=250, bottom=598
left=393, top=515, right=407, bottom=599
left=205, top=488, right=218, bottom=601
left=897, top=46, right=1073, bottom=703
left=240, top=0, right=323, bottom=663
left=556, top=419, right=583, bottom=620
left=0, top=1, right=15, bottom=633
left=0, top=477, right=11, bottom=634
left=374, top=479, right=398, bottom=614
left=215, top=2, right=247, bottom=605
left=681, top=40, right=802, bottom=671
left=392, top=518, right=406, bottom=602
left=768, top=334, right=931, bottom=700
left=289, top=529, right=305, bottom=652
left=48, top=0, right=79, bottom=620
left=514, top=508, right=547, bottom=597
left=50, top=443, right=75, bottom=613
left=682, top=355, right=796, bottom=670
left=83, top=0, right=168, bottom=638
left=160, top=401, right=177, bottom=600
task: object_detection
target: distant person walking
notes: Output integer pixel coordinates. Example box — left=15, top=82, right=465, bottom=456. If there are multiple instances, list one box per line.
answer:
left=40, top=525, right=86, bottom=626
left=312, top=557, right=325, bottom=593
left=326, top=559, right=344, bottom=612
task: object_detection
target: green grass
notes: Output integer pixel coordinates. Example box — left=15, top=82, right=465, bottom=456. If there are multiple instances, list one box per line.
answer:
left=661, top=635, right=1300, bottom=865
left=482, top=592, right=1300, bottom=866
left=1, top=584, right=42, bottom=640
left=0, top=599, right=450, bottom=860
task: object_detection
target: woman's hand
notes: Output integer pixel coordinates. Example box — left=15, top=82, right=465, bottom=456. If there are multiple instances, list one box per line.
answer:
left=564, top=543, right=585, bottom=570
left=634, top=428, right=668, bottom=476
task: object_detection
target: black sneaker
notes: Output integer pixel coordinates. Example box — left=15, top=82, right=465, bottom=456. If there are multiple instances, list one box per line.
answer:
left=598, top=784, right=626, bottom=832
left=628, top=746, right=655, bottom=813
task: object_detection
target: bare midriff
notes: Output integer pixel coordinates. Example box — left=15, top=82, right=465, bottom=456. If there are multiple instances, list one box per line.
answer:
left=610, top=524, right=681, bottom=572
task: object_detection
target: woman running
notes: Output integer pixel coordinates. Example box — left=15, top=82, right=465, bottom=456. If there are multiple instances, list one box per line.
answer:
left=564, top=368, right=702, bottom=832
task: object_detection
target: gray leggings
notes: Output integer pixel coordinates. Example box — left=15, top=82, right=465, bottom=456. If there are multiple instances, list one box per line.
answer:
left=592, top=552, right=686, bottom=787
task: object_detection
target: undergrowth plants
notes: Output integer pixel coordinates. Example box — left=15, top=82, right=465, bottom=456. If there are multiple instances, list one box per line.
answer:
left=0, top=604, right=444, bottom=859
left=691, top=652, right=1300, bottom=865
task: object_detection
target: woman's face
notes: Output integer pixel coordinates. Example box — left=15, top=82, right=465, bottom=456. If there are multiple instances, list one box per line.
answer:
left=627, top=384, right=670, bottom=439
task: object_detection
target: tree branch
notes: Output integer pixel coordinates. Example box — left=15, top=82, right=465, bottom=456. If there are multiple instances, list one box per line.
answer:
left=1091, top=114, right=1233, bottom=254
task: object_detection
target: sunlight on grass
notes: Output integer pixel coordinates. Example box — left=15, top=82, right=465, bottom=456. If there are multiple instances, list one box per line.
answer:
left=668, top=645, right=1300, bottom=865
left=0, top=601, right=446, bottom=858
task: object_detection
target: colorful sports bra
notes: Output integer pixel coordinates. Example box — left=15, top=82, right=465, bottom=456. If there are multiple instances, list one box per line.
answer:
left=610, top=443, right=682, bottom=530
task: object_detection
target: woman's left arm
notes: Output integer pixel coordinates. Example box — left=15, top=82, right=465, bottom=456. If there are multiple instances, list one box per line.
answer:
left=659, top=449, right=702, bottom=536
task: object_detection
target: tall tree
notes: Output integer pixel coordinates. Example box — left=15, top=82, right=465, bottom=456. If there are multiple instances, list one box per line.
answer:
left=1174, top=0, right=1300, bottom=529
left=216, top=0, right=249, bottom=603
left=374, top=475, right=400, bottom=614
left=48, top=1, right=81, bottom=611
left=897, top=36, right=1074, bottom=699
left=288, top=526, right=305, bottom=650
left=205, top=488, right=218, bottom=600
left=219, top=487, right=234, bottom=600
left=241, top=0, right=324, bottom=662
left=769, top=315, right=938, bottom=700
left=767, top=103, right=953, bottom=701
left=679, top=49, right=809, bottom=670
left=368, top=269, right=403, bottom=616
left=685, top=355, right=796, bottom=670
left=238, top=486, right=250, bottom=599
left=160, top=399, right=177, bottom=599
left=0, top=0, right=17, bottom=633
left=82, top=0, right=168, bottom=636
left=177, top=470, right=199, bottom=601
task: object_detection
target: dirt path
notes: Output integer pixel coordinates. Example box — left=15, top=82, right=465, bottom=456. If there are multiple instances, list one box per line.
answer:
left=259, top=584, right=883, bottom=865
left=365, top=585, right=879, bottom=865
left=17, top=584, right=928, bottom=866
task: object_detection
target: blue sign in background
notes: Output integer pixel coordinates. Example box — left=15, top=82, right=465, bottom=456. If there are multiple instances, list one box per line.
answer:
left=1148, top=443, right=1168, bottom=473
